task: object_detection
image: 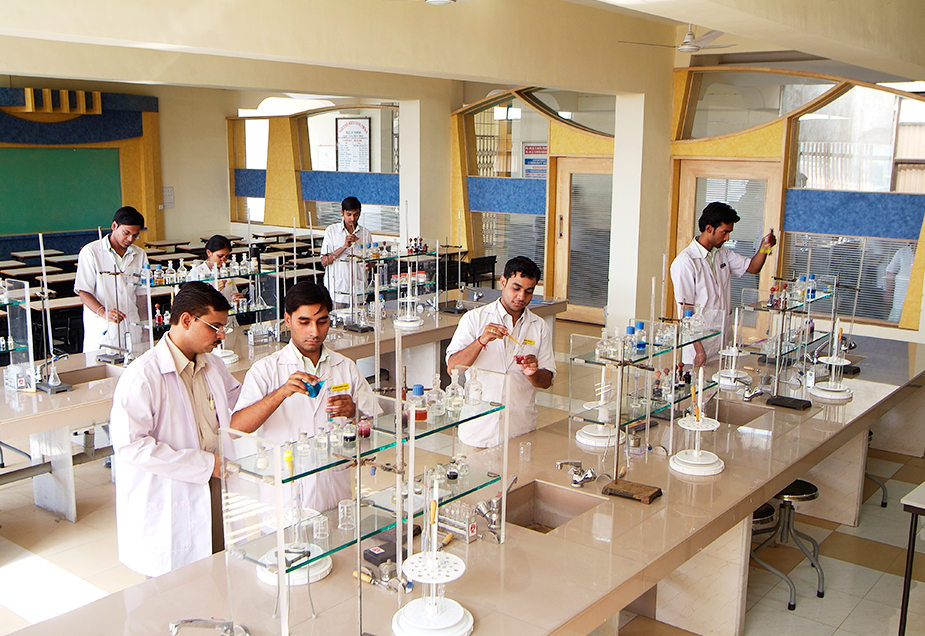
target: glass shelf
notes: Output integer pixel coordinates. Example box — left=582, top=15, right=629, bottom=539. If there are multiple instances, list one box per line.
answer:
left=0, top=344, right=29, bottom=354
left=571, top=330, right=721, bottom=367
left=742, top=330, right=831, bottom=360
left=230, top=429, right=398, bottom=484
left=230, top=503, right=399, bottom=574
left=135, top=270, right=269, bottom=289
left=0, top=298, right=27, bottom=309
left=377, top=281, right=437, bottom=294
left=372, top=401, right=505, bottom=441
left=363, top=250, right=437, bottom=265
left=743, top=291, right=833, bottom=313
left=366, top=468, right=500, bottom=517
left=571, top=379, right=718, bottom=427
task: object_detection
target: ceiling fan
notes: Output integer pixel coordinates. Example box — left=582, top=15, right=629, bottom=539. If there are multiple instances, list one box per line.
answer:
left=620, top=24, right=733, bottom=53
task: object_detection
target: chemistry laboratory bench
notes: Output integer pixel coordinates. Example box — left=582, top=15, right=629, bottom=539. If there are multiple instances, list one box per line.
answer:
left=0, top=293, right=566, bottom=522
left=7, top=336, right=925, bottom=636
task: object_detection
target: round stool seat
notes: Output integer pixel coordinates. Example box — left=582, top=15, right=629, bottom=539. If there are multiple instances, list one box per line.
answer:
left=753, top=502, right=777, bottom=524
left=775, top=479, right=818, bottom=503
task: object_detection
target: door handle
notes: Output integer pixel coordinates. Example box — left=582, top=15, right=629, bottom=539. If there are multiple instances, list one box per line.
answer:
left=558, top=215, right=564, bottom=238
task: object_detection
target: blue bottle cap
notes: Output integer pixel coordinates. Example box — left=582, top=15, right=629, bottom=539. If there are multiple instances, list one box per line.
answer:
left=808, top=274, right=815, bottom=279
left=684, top=309, right=693, bottom=317
left=626, top=326, right=635, bottom=335
left=635, top=320, right=645, bottom=330
left=412, top=384, right=424, bottom=396
left=799, top=275, right=806, bottom=281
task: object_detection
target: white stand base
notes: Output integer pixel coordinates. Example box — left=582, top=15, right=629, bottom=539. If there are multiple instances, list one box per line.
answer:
left=392, top=598, right=474, bottom=636
left=670, top=450, right=725, bottom=476
left=575, top=424, right=625, bottom=448
left=809, top=385, right=853, bottom=404
left=214, top=348, right=239, bottom=365
left=394, top=315, right=424, bottom=330
left=256, top=544, right=332, bottom=586
left=713, top=370, right=748, bottom=388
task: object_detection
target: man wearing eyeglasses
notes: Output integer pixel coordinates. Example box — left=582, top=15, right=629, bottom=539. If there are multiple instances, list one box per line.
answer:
left=231, top=281, right=380, bottom=512
left=109, top=282, right=241, bottom=578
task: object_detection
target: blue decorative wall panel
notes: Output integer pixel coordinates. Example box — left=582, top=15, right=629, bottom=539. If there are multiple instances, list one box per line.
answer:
left=300, top=171, right=399, bottom=206
left=102, top=93, right=159, bottom=112
left=784, top=189, right=925, bottom=240
left=234, top=169, right=267, bottom=198
left=467, top=177, right=546, bottom=215
left=0, top=110, right=144, bottom=145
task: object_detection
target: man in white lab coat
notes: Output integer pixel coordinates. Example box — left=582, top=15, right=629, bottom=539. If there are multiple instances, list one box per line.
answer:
left=320, top=196, right=372, bottom=307
left=670, top=202, right=776, bottom=368
left=74, top=206, right=148, bottom=353
left=446, top=256, right=556, bottom=448
left=231, top=281, right=380, bottom=512
left=110, top=282, right=240, bottom=578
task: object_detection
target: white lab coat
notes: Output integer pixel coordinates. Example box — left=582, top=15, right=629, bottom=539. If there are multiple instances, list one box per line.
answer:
left=670, top=239, right=751, bottom=365
left=234, top=342, right=381, bottom=513
left=320, top=223, right=372, bottom=304
left=74, top=236, right=148, bottom=353
left=445, top=299, right=556, bottom=448
left=110, top=337, right=241, bottom=578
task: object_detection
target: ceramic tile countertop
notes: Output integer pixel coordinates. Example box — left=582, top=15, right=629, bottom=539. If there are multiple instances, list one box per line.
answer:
left=11, top=337, right=925, bottom=636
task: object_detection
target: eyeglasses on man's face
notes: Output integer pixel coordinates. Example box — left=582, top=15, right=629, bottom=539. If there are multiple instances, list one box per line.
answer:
left=195, top=316, right=232, bottom=334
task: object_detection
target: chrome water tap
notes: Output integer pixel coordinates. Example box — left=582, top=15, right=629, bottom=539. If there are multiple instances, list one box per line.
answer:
left=168, top=619, right=249, bottom=636
left=557, top=460, right=596, bottom=488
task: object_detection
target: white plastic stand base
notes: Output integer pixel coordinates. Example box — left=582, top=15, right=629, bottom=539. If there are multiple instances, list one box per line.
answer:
left=713, top=369, right=749, bottom=388
left=670, top=450, right=725, bottom=476
left=256, top=544, right=332, bottom=586
left=809, top=385, right=853, bottom=404
left=394, top=315, right=424, bottom=330
left=214, top=348, right=239, bottom=365
left=392, top=598, right=474, bottom=636
left=575, top=424, right=625, bottom=448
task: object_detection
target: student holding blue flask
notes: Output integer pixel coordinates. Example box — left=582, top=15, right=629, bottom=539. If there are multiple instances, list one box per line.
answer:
left=231, top=281, right=379, bottom=512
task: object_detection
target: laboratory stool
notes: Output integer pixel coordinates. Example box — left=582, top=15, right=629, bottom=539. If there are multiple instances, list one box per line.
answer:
left=750, top=480, right=825, bottom=610
left=865, top=430, right=888, bottom=507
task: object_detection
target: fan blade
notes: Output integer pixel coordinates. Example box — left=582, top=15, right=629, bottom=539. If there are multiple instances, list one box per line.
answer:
left=689, top=29, right=723, bottom=47
left=698, top=44, right=733, bottom=50
left=618, top=40, right=676, bottom=48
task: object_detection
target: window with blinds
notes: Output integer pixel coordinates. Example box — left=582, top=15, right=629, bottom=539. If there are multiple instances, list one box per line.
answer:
left=780, top=232, right=916, bottom=324
left=694, top=177, right=765, bottom=311
left=315, top=201, right=400, bottom=234
left=566, top=173, right=611, bottom=308
left=473, top=211, right=546, bottom=279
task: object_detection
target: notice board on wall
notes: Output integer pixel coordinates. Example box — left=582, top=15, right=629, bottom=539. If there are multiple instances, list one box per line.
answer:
left=336, top=117, right=371, bottom=173
left=0, top=147, right=121, bottom=234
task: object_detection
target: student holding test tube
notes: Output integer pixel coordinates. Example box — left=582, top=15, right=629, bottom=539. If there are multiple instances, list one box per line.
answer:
left=231, top=281, right=380, bottom=512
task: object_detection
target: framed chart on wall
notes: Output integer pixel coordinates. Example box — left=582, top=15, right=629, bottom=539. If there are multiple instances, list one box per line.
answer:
left=336, top=117, right=371, bottom=173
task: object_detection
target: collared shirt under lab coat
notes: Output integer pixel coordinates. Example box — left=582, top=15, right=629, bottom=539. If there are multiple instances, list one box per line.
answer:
left=74, top=235, right=148, bottom=353
left=670, top=238, right=750, bottom=365
left=234, top=342, right=381, bottom=513
left=320, top=223, right=372, bottom=304
left=445, top=299, right=556, bottom=448
left=110, top=336, right=241, bottom=578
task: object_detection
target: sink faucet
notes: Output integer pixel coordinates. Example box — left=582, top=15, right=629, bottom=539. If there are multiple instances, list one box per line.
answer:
left=36, top=353, right=69, bottom=381
left=475, top=476, right=518, bottom=532
left=472, top=290, right=484, bottom=302
left=168, top=619, right=249, bottom=636
left=557, top=460, right=597, bottom=488
left=123, top=332, right=135, bottom=367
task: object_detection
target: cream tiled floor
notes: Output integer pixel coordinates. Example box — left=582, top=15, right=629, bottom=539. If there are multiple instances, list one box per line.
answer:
left=1, top=319, right=924, bottom=635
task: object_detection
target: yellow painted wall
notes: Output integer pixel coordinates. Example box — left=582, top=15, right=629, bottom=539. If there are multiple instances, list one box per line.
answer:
left=548, top=121, right=614, bottom=157
left=671, top=120, right=785, bottom=159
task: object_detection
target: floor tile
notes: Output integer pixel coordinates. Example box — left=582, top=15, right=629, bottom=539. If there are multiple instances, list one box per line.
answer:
left=794, top=513, right=840, bottom=531
left=747, top=565, right=786, bottom=608
left=906, top=456, right=925, bottom=468
left=0, top=605, right=30, bottom=636
left=886, top=551, right=925, bottom=582
left=819, top=532, right=903, bottom=572
left=869, top=448, right=916, bottom=464
left=0, top=537, right=106, bottom=624
left=793, top=521, right=834, bottom=545
left=760, top=580, right=861, bottom=627
left=743, top=601, right=837, bottom=636
left=789, top=555, right=884, bottom=598
left=893, top=464, right=925, bottom=485
left=620, top=615, right=698, bottom=635
left=84, top=564, right=146, bottom=595
left=839, top=597, right=925, bottom=636
left=866, top=458, right=904, bottom=479
left=43, top=535, right=123, bottom=580
left=750, top=543, right=806, bottom=575
left=865, top=571, right=925, bottom=614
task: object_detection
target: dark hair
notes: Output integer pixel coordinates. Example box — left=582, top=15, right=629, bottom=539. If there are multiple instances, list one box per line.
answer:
left=113, top=206, right=145, bottom=228
left=285, top=281, right=333, bottom=314
left=169, top=281, right=231, bottom=325
left=698, top=202, right=740, bottom=233
left=205, top=235, right=233, bottom=253
left=341, top=196, right=361, bottom=213
left=503, top=256, right=541, bottom=282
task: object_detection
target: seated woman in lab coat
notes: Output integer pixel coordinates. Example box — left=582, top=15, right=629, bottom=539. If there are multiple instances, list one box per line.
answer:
left=231, top=281, right=380, bottom=513
left=189, top=235, right=246, bottom=327
left=110, top=282, right=240, bottom=578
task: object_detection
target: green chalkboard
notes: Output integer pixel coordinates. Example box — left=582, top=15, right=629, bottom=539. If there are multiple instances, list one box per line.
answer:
left=0, top=148, right=121, bottom=234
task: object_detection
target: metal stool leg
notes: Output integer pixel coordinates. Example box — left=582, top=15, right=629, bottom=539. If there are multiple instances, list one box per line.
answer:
left=751, top=506, right=798, bottom=610
left=866, top=472, right=889, bottom=507
left=782, top=503, right=825, bottom=598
